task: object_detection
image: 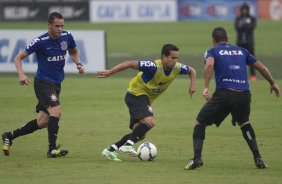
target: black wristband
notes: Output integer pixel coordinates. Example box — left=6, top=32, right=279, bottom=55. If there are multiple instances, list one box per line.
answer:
left=77, top=63, right=83, bottom=69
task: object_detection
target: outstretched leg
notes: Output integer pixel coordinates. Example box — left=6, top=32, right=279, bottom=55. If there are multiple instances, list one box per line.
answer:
left=119, top=117, right=154, bottom=157
left=240, top=122, right=267, bottom=169
left=2, top=119, right=40, bottom=156
left=185, top=122, right=205, bottom=170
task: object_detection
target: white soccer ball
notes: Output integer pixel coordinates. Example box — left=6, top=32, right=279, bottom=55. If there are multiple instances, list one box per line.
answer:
left=137, top=142, right=157, bottom=161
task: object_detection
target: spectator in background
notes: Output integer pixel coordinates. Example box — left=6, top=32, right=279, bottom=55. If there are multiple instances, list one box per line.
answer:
left=235, top=3, right=257, bottom=81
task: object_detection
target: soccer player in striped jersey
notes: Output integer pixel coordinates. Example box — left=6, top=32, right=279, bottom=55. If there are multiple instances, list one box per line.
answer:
left=97, top=44, right=196, bottom=161
left=2, top=12, right=85, bottom=158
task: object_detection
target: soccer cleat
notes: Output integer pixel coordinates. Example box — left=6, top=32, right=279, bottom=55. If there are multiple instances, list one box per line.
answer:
left=119, top=145, right=138, bottom=157
left=255, top=157, right=267, bottom=169
left=185, top=158, right=203, bottom=170
left=47, top=145, right=68, bottom=158
left=2, top=132, right=12, bottom=156
left=102, top=148, right=121, bottom=161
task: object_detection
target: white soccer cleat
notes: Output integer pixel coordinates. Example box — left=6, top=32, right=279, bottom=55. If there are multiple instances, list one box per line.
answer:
left=119, top=145, right=138, bottom=157
left=102, top=148, right=121, bottom=161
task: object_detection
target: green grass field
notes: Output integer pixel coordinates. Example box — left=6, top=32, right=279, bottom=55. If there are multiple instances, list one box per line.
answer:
left=0, top=20, right=282, bottom=183
left=0, top=75, right=281, bottom=184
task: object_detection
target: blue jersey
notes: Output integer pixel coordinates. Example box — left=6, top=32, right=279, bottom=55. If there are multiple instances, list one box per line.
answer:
left=205, top=43, right=257, bottom=91
left=25, top=31, right=76, bottom=83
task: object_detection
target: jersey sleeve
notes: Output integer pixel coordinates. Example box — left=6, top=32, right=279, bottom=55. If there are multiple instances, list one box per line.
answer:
left=25, top=37, right=41, bottom=55
left=243, top=48, right=257, bottom=65
left=67, top=32, right=76, bottom=49
left=138, top=60, right=157, bottom=80
left=204, top=48, right=214, bottom=59
left=179, top=63, right=189, bottom=74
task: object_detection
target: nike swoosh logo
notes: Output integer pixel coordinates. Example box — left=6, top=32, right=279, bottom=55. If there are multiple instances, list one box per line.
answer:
left=73, top=9, right=85, bottom=17
left=28, top=9, right=39, bottom=18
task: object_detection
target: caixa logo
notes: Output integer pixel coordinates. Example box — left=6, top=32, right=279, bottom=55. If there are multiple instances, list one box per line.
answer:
left=0, top=39, right=87, bottom=64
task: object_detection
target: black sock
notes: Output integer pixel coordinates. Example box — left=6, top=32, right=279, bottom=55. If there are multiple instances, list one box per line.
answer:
left=10, top=119, right=39, bottom=140
left=48, top=116, right=59, bottom=151
left=126, top=123, right=151, bottom=145
left=241, top=123, right=261, bottom=159
left=108, top=133, right=131, bottom=151
left=193, top=124, right=206, bottom=160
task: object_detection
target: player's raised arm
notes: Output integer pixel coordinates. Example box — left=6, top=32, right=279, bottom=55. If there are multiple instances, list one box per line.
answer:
left=14, top=50, right=31, bottom=85
left=97, top=60, right=139, bottom=78
left=187, top=66, right=196, bottom=97
left=68, top=47, right=85, bottom=75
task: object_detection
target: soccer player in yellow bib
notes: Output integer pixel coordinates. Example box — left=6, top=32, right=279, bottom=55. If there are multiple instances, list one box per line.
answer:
left=97, top=44, right=196, bottom=161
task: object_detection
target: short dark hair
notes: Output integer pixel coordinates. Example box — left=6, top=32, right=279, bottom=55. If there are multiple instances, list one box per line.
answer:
left=240, top=3, right=250, bottom=12
left=212, top=27, right=228, bottom=43
left=48, top=12, right=63, bottom=23
left=161, top=44, right=179, bottom=57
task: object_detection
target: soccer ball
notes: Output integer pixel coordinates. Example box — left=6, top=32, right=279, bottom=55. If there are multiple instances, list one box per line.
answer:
left=137, top=142, right=157, bottom=161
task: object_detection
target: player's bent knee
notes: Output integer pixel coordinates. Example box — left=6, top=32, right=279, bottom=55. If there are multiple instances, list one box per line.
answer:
left=195, top=120, right=201, bottom=125
left=146, top=121, right=155, bottom=128
left=37, top=111, right=49, bottom=128
left=141, top=116, right=155, bottom=127
left=37, top=120, right=48, bottom=128
left=47, top=105, right=61, bottom=117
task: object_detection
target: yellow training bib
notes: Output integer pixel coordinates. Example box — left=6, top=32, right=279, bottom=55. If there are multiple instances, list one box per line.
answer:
left=128, top=59, right=184, bottom=103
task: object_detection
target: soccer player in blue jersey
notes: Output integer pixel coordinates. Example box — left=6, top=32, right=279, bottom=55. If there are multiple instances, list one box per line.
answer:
left=97, top=44, right=196, bottom=161
left=2, top=12, right=85, bottom=158
left=185, top=27, right=280, bottom=170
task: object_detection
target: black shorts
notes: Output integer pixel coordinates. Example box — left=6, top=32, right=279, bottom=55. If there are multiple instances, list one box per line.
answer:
left=34, top=77, right=61, bottom=114
left=125, top=92, right=153, bottom=129
left=197, top=89, right=251, bottom=127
